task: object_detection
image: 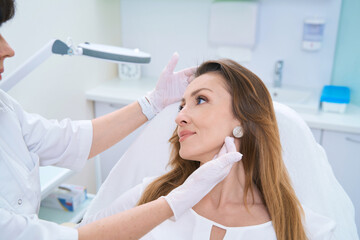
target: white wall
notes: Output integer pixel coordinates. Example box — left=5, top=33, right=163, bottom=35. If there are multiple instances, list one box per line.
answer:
left=121, top=0, right=341, bottom=89
left=2, top=0, right=121, bottom=193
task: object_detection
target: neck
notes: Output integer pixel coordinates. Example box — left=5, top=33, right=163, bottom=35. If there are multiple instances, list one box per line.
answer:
left=199, top=161, right=262, bottom=209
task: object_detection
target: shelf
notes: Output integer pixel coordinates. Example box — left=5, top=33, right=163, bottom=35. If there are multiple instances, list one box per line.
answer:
left=38, top=194, right=94, bottom=224
left=40, top=166, right=75, bottom=200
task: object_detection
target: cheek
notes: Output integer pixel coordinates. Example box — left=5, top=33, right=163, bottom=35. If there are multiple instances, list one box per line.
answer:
left=179, top=125, right=232, bottom=161
left=178, top=105, right=235, bottom=161
left=203, top=112, right=234, bottom=142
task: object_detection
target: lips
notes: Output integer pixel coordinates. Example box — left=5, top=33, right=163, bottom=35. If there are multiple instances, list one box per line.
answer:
left=179, top=130, right=196, bottom=142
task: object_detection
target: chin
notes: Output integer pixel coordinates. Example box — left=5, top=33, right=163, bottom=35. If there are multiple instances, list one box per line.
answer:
left=179, top=149, right=197, bottom=161
left=179, top=148, right=210, bottom=164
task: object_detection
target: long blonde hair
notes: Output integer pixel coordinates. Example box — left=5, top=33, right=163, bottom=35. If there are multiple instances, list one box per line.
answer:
left=137, top=59, right=307, bottom=240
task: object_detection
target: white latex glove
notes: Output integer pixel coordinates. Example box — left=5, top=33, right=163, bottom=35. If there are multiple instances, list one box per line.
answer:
left=163, top=137, right=243, bottom=220
left=147, top=52, right=196, bottom=113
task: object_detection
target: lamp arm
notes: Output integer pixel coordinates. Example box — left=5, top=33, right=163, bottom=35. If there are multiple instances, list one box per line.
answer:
left=0, top=38, right=151, bottom=92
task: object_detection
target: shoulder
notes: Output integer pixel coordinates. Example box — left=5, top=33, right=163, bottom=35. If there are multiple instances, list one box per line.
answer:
left=302, top=205, right=336, bottom=239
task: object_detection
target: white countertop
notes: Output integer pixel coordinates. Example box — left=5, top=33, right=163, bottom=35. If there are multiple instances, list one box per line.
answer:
left=86, top=78, right=360, bottom=134
left=86, top=77, right=157, bottom=105
left=299, top=104, right=360, bottom=134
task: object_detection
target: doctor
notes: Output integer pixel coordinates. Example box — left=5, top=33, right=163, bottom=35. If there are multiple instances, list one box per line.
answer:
left=0, top=1, right=242, bottom=239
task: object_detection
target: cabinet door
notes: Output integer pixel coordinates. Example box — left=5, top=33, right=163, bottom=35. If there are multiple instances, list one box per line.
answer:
left=94, top=102, right=148, bottom=183
left=322, top=130, right=360, bottom=232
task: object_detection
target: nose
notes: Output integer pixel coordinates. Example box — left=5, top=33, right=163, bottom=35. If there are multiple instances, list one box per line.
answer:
left=175, top=108, right=191, bottom=127
left=0, top=35, right=15, bottom=61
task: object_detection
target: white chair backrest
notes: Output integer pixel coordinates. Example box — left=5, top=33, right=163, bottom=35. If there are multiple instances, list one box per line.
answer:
left=84, top=102, right=358, bottom=239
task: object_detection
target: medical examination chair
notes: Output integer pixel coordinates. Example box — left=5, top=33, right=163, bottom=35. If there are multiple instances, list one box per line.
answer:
left=83, top=102, right=358, bottom=239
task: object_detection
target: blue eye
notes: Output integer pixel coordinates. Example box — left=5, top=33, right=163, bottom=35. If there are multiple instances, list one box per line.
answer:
left=196, top=96, right=206, bottom=105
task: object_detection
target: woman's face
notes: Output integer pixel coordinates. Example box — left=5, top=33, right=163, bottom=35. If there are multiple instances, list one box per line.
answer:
left=176, top=72, right=240, bottom=163
left=0, top=34, right=15, bottom=80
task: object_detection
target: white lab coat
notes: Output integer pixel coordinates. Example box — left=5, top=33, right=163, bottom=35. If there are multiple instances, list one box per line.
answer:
left=0, top=89, right=93, bottom=240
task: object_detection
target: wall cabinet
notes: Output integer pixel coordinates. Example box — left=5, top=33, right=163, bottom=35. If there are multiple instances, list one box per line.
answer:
left=320, top=130, right=360, bottom=231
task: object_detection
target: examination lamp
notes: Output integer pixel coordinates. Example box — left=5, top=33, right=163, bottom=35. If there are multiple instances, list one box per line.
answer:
left=0, top=39, right=151, bottom=92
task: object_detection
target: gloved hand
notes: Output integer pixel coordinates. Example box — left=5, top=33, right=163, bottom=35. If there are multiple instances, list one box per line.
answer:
left=138, top=53, right=196, bottom=120
left=163, top=137, right=242, bottom=220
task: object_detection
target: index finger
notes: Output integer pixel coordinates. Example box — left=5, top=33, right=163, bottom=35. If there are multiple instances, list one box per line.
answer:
left=178, top=66, right=197, bottom=83
left=225, top=136, right=237, bottom=153
left=164, top=52, right=180, bottom=73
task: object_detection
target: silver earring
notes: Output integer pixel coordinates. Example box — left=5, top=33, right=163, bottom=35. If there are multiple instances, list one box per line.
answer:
left=233, top=126, right=243, bottom=138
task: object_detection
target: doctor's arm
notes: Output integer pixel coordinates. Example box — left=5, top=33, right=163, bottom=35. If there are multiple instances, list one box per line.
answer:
left=78, top=197, right=171, bottom=240
left=89, top=101, right=146, bottom=159
left=0, top=199, right=170, bottom=240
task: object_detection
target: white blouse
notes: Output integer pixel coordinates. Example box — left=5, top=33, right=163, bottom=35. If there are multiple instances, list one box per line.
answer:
left=81, top=177, right=336, bottom=240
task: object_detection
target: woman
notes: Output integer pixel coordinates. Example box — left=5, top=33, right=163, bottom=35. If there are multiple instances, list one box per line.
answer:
left=0, top=1, right=242, bottom=239
left=82, top=59, right=336, bottom=239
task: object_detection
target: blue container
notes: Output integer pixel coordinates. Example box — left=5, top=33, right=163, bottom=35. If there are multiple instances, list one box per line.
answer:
left=320, top=85, right=350, bottom=103
left=320, top=85, right=350, bottom=113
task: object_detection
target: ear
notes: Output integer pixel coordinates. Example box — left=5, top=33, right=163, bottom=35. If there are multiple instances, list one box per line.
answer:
left=231, top=116, right=242, bottom=128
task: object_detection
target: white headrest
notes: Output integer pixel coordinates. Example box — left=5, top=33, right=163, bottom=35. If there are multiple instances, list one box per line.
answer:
left=85, top=102, right=358, bottom=239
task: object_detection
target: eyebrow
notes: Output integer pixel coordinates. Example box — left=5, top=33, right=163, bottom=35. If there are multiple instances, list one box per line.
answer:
left=181, top=88, right=213, bottom=103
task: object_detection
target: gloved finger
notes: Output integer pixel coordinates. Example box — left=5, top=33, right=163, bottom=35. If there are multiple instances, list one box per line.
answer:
left=215, top=152, right=243, bottom=168
left=217, top=141, right=228, bottom=158
left=164, top=52, right=180, bottom=73
left=225, top=136, right=237, bottom=153
left=187, top=74, right=196, bottom=83
left=177, top=66, right=197, bottom=82
left=213, top=137, right=234, bottom=160
left=218, top=164, right=234, bottom=181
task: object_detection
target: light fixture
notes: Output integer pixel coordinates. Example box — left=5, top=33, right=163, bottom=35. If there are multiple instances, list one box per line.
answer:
left=0, top=38, right=151, bottom=92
